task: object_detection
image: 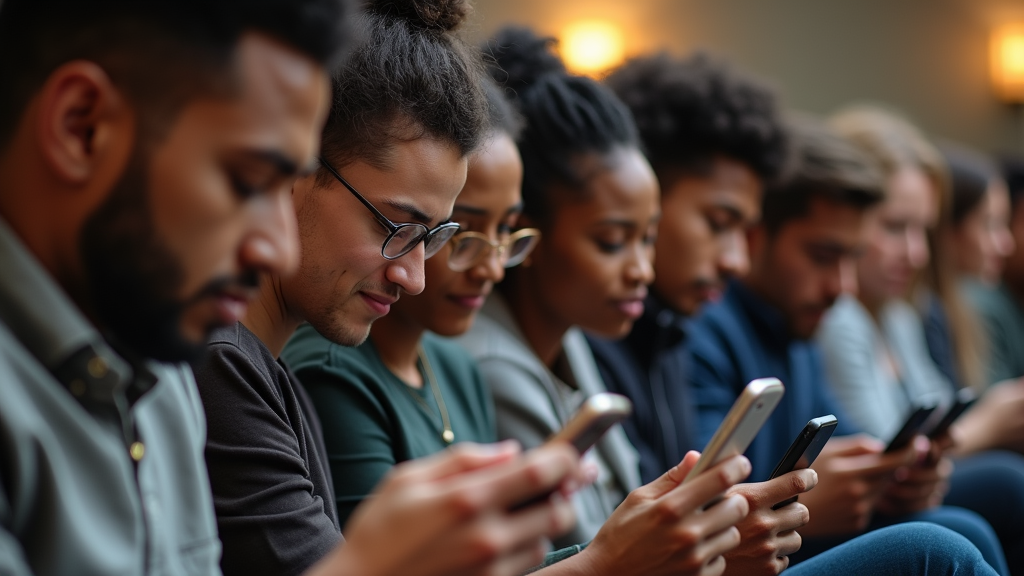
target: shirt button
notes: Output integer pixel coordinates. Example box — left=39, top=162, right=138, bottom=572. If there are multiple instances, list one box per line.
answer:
left=130, top=442, right=145, bottom=462
left=87, top=356, right=108, bottom=379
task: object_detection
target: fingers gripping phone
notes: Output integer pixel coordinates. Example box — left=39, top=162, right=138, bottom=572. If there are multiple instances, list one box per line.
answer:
left=768, top=415, right=838, bottom=509
left=926, top=388, right=977, bottom=440
left=684, top=378, right=785, bottom=485
left=884, top=404, right=938, bottom=453
left=511, top=393, right=631, bottom=511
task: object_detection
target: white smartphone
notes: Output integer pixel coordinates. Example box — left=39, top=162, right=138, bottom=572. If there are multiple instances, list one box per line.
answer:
left=684, top=377, right=785, bottom=483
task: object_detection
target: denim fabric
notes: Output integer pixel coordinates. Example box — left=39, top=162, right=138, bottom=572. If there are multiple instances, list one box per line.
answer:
left=789, top=523, right=998, bottom=576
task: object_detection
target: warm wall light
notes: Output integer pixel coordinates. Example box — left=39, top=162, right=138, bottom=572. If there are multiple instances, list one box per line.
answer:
left=992, top=24, right=1024, bottom=103
left=561, top=20, right=625, bottom=77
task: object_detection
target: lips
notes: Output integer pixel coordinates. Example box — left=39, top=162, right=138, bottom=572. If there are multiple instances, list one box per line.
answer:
left=360, top=292, right=397, bottom=316
left=614, top=290, right=648, bottom=320
left=448, top=293, right=487, bottom=310
left=214, top=293, right=250, bottom=326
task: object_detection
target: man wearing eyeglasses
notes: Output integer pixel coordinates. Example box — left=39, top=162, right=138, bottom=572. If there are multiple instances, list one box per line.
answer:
left=191, top=48, right=581, bottom=576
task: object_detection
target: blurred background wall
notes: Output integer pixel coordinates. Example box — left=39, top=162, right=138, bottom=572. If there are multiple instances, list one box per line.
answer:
left=465, top=0, right=1024, bottom=156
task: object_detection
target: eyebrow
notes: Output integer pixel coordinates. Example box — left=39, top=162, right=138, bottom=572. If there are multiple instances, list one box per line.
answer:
left=451, top=202, right=524, bottom=218
left=381, top=198, right=440, bottom=227
left=240, top=149, right=318, bottom=177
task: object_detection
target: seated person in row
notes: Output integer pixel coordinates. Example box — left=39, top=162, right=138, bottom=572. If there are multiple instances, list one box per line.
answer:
left=289, top=33, right=1003, bottom=576
left=685, top=115, right=1010, bottom=572
left=193, top=3, right=581, bottom=575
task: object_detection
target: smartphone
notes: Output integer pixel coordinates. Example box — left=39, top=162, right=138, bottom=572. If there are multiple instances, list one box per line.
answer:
left=767, top=414, right=838, bottom=509
left=511, top=393, right=632, bottom=511
left=684, top=378, right=785, bottom=484
left=548, top=393, right=633, bottom=455
left=884, top=404, right=938, bottom=453
left=926, top=389, right=977, bottom=440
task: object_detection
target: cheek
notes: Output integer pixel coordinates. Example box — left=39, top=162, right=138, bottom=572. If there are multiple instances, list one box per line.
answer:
left=148, top=155, right=244, bottom=296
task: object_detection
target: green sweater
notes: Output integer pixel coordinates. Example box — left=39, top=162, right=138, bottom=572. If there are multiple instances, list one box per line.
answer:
left=282, top=325, right=496, bottom=528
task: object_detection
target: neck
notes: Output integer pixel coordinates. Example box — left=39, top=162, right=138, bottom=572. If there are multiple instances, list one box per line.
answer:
left=502, top=271, right=570, bottom=369
left=243, top=276, right=303, bottom=358
left=369, top=311, right=425, bottom=387
left=858, top=291, right=886, bottom=320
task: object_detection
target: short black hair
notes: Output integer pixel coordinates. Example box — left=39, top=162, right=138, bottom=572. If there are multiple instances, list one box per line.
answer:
left=939, top=142, right=999, bottom=224
left=0, top=0, right=355, bottom=149
left=605, top=52, right=789, bottom=190
left=318, top=0, right=488, bottom=174
left=483, top=25, right=639, bottom=224
left=761, top=115, right=884, bottom=233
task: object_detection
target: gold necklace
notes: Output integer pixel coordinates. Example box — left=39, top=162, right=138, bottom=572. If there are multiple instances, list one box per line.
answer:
left=414, top=345, right=455, bottom=444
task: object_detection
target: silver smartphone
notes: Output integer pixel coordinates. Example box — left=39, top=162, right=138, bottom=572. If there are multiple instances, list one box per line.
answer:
left=548, top=392, right=633, bottom=455
left=684, top=377, right=785, bottom=483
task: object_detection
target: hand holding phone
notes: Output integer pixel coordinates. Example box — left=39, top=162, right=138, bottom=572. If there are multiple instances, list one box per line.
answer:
left=885, top=404, right=937, bottom=453
left=926, top=389, right=977, bottom=441
left=684, top=377, right=785, bottom=503
left=768, top=415, right=838, bottom=509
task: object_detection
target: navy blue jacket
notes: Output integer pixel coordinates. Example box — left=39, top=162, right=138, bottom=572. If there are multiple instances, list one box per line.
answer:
left=686, top=280, right=856, bottom=482
left=587, top=294, right=698, bottom=484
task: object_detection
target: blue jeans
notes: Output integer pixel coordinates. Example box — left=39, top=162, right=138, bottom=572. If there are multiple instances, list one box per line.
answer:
left=945, top=451, right=1024, bottom=575
left=793, top=505, right=1009, bottom=575
left=788, top=522, right=998, bottom=575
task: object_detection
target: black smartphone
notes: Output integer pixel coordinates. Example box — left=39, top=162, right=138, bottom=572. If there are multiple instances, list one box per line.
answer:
left=767, top=415, right=838, bottom=509
left=884, top=404, right=938, bottom=453
left=926, top=389, right=977, bottom=440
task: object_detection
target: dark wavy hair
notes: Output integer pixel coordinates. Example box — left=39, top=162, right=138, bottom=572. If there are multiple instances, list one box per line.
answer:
left=318, top=0, right=488, bottom=175
left=606, top=52, right=789, bottom=191
left=0, top=0, right=355, bottom=149
left=940, top=142, right=1000, bottom=225
left=482, top=25, right=639, bottom=224
left=761, top=115, right=884, bottom=234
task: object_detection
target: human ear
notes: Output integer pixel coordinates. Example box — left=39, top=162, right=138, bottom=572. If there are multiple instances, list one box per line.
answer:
left=35, top=61, right=132, bottom=185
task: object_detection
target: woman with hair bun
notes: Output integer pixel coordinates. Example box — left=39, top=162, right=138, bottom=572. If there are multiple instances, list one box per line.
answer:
left=197, top=2, right=584, bottom=576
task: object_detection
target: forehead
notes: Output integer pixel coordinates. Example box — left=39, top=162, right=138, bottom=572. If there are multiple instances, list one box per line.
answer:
left=778, top=196, right=868, bottom=247
left=662, top=157, right=762, bottom=217
left=175, top=32, right=329, bottom=152
left=457, top=133, right=522, bottom=208
left=885, top=167, right=938, bottom=218
left=581, top=147, right=660, bottom=212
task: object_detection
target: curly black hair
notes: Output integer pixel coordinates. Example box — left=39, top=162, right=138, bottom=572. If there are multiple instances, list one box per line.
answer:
left=482, top=25, right=639, bottom=224
left=318, top=0, right=488, bottom=174
left=605, top=52, right=789, bottom=190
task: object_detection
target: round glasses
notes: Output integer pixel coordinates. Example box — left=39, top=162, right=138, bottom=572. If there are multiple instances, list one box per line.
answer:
left=447, top=228, right=541, bottom=272
left=319, top=157, right=461, bottom=260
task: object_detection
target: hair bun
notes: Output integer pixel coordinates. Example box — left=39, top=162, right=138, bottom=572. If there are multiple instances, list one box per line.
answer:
left=484, top=25, right=566, bottom=93
left=366, top=0, right=471, bottom=32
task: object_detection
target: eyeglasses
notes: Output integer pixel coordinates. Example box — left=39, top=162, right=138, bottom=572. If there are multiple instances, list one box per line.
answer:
left=319, top=157, right=461, bottom=260
left=447, top=228, right=541, bottom=272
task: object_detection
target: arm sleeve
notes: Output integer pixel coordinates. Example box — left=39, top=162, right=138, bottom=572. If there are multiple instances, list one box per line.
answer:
left=816, top=306, right=901, bottom=439
left=475, top=357, right=559, bottom=450
left=0, top=478, right=33, bottom=576
left=298, top=364, right=400, bottom=532
left=195, top=343, right=340, bottom=576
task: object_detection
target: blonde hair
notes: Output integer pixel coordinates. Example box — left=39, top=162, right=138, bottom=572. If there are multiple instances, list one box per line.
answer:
left=830, top=105, right=986, bottom=390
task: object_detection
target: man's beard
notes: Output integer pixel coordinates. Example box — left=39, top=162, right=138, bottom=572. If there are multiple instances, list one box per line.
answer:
left=78, top=148, right=256, bottom=365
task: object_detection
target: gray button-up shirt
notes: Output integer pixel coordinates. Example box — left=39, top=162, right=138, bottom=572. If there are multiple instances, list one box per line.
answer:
left=0, top=217, right=221, bottom=576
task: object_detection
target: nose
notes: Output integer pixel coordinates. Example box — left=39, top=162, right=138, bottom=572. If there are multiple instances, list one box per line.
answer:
left=717, top=231, right=750, bottom=279
left=906, top=227, right=930, bottom=270
left=835, top=258, right=859, bottom=297
left=467, top=245, right=506, bottom=284
left=625, top=241, right=655, bottom=286
left=386, top=242, right=426, bottom=295
left=241, top=191, right=301, bottom=277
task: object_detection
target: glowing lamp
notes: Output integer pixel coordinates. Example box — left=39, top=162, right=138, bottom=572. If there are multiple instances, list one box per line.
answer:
left=561, top=20, right=625, bottom=76
left=992, top=24, right=1024, bottom=103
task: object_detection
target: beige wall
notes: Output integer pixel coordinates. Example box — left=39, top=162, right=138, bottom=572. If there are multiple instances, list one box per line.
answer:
left=466, top=0, right=1024, bottom=156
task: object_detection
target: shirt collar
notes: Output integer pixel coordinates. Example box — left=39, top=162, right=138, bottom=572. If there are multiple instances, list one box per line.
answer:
left=0, top=216, right=144, bottom=407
